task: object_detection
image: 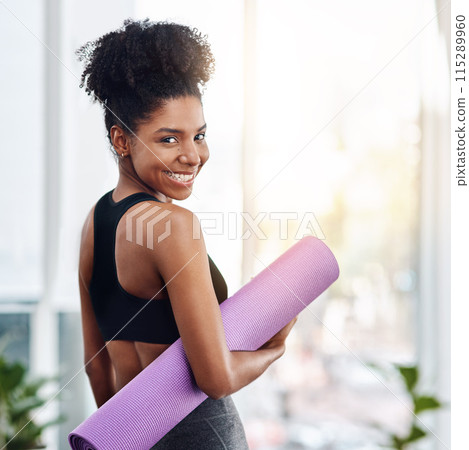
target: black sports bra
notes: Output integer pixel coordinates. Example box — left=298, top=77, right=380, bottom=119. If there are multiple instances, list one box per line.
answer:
left=88, top=189, right=228, bottom=344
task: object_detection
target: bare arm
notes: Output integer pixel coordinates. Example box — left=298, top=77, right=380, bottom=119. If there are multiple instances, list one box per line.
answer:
left=79, top=206, right=116, bottom=407
left=152, top=206, right=297, bottom=400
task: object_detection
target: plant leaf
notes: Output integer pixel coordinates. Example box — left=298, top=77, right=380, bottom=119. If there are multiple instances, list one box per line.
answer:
left=391, top=433, right=405, bottom=449
left=0, top=361, right=25, bottom=393
left=10, top=397, right=47, bottom=423
left=396, top=365, right=418, bottom=393
left=0, top=356, right=65, bottom=450
left=36, top=413, right=67, bottom=432
left=403, top=424, right=426, bottom=444
left=5, top=420, right=42, bottom=450
left=414, top=396, right=441, bottom=414
left=20, top=376, right=52, bottom=398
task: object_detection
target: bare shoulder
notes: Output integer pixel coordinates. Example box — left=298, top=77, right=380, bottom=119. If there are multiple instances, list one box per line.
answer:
left=160, top=201, right=200, bottom=233
left=126, top=200, right=201, bottom=245
left=121, top=199, right=195, bottom=223
left=148, top=200, right=201, bottom=241
left=134, top=200, right=205, bottom=273
left=143, top=200, right=195, bottom=220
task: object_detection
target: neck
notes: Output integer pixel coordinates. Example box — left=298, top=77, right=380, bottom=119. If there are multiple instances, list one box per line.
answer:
left=115, top=165, right=172, bottom=203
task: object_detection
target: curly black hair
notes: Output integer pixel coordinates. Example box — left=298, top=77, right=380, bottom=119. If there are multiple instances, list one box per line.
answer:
left=75, top=18, right=216, bottom=159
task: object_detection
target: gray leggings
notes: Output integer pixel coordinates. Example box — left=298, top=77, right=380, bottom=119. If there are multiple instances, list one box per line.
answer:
left=150, top=395, right=249, bottom=449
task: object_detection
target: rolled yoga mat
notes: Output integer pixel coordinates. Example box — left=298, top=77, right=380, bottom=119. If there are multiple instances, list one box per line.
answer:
left=69, top=235, right=339, bottom=450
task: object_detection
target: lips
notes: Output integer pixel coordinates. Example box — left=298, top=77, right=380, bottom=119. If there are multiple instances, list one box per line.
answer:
left=162, top=170, right=196, bottom=184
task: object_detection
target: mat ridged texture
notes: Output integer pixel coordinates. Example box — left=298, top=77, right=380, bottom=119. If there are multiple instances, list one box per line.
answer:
left=69, top=236, right=339, bottom=450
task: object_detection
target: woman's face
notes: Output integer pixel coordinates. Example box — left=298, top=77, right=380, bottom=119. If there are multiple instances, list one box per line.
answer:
left=116, top=95, right=209, bottom=201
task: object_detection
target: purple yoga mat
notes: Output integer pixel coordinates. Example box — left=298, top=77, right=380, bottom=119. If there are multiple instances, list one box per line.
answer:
left=69, top=235, right=339, bottom=450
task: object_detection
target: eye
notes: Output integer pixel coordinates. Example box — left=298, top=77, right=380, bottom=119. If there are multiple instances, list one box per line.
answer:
left=195, top=133, right=206, bottom=141
left=162, top=136, right=177, bottom=144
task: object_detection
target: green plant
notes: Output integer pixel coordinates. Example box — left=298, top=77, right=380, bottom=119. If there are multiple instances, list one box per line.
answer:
left=386, top=364, right=443, bottom=449
left=0, top=354, right=65, bottom=449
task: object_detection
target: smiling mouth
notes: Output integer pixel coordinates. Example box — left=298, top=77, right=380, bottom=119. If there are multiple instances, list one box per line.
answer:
left=162, top=170, right=196, bottom=184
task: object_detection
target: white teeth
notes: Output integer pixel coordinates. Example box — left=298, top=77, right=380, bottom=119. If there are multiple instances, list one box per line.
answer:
left=164, top=171, right=195, bottom=182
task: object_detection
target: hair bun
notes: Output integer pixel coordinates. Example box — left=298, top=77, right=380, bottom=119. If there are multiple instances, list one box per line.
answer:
left=76, top=17, right=215, bottom=102
left=75, top=18, right=215, bottom=153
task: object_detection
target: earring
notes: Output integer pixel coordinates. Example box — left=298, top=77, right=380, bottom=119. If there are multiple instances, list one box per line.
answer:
left=121, top=152, right=125, bottom=158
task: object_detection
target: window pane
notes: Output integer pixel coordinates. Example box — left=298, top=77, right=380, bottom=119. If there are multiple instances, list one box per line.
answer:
left=234, top=1, right=422, bottom=447
left=0, top=313, right=31, bottom=368
left=0, top=1, right=44, bottom=301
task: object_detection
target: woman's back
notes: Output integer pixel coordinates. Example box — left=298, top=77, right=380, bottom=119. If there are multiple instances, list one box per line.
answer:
left=80, top=188, right=229, bottom=390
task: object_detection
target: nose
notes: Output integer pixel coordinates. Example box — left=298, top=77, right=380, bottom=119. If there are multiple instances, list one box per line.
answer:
left=179, top=141, right=203, bottom=166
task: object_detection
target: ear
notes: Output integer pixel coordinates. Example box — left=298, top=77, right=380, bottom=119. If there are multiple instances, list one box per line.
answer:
left=110, top=125, right=131, bottom=156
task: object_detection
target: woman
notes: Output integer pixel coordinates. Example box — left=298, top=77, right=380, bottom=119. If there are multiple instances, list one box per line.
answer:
left=76, top=18, right=297, bottom=449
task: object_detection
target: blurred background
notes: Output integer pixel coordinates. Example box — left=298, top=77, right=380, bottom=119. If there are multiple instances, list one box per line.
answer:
left=0, top=0, right=450, bottom=449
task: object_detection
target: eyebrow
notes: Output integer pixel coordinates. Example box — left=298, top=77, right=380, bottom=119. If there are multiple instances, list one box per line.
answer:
left=153, top=123, right=207, bottom=134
